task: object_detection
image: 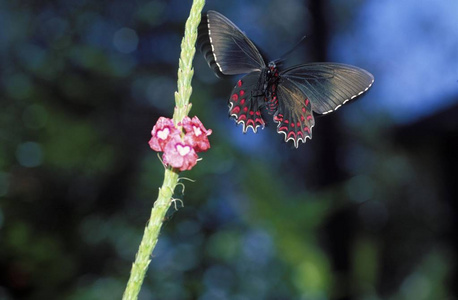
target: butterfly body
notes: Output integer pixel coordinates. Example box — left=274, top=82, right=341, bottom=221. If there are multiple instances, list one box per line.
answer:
left=264, top=62, right=281, bottom=114
left=233, top=62, right=280, bottom=113
left=198, top=10, right=374, bottom=148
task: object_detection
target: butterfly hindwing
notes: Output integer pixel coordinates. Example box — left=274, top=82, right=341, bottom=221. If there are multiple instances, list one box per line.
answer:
left=198, top=10, right=266, bottom=77
left=275, top=78, right=315, bottom=148
left=280, top=63, right=374, bottom=114
left=228, top=72, right=265, bottom=133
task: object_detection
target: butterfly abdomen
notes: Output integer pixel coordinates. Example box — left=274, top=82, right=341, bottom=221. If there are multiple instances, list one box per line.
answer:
left=265, top=64, right=280, bottom=114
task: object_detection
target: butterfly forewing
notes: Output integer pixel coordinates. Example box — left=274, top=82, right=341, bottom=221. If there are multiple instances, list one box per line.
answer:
left=198, top=10, right=266, bottom=77
left=229, top=72, right=265, bottom=133
left=275, top=78, right=315, bottom=148
left=280, top=63, right=374, bottom=114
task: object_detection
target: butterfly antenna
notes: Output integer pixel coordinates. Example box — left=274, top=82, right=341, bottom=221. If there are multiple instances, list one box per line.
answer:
left=275, top=35, right=308, bottom=64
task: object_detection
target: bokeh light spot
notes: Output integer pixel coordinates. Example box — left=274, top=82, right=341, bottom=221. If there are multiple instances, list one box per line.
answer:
left=16, top=142, right=43, bottom=168
left=346, top=175, right=374, bottom=203
left=146, top=77, right=175, bottom=110
left=113, top=27, right=138, bottom=54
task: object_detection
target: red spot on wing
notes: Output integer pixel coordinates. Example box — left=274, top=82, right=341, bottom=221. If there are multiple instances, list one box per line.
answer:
left=232, top=94, right=238, bottom=102
left=305, top=99, right=309, bottom=106
left=238, top=115, right=247, bottom=121
left=231, top=106, right=240, bottom=114
left=243, top=107, right=248, bottom=112
left=284, top=119, right=289, bottom=124
left=302, top=107, right=306, bottom=113
left=240, top=90, right=245, bottom=96
left=301, top=115, right=305, bottom=122
left=278, top=126, right=288, bottom=132
left=287, top=131, right=296, bottom=139
left=291, top=123, right=295, bottom=127
left=303, top=126, right=310, bottom=133
left=307, top=115, right=313, bottom=121
left=256, top=111, right=261, bottom=116
left=237, top=80, right=242, bottom=87
left=240, top=99, right=245, bottom=105
left=246, top=119, right=255, bottom=127
left=249, top=111, right=254, bottom=115
left=297, top=122, right=300, bottom=127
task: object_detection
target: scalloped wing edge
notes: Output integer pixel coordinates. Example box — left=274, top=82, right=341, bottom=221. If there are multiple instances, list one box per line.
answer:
left=228, top=101, right=265, bottom=133
left=274, top=114, right=315, bottom=148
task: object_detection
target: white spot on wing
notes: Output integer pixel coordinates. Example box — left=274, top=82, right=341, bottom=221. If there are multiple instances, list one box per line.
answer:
left=322, top=77, right=374, bottom=114
left=207, top=15, right=223, bottom=74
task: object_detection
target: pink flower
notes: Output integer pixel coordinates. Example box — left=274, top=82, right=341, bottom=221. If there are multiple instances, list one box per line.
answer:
left=181, top=116, right=212, bottom=152
left=162, top=134, right=198, bottom=171
left=148, top=115, right=212, bottom=171
left=149, top=117, right=179, bottom=152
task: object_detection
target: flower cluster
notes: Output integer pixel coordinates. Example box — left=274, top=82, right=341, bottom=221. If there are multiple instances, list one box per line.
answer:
left=149, top=116, right=212, bottom=171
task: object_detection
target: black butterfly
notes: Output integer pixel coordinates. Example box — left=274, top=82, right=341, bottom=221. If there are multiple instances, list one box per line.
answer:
left=197, top=10, right=374, bottom=148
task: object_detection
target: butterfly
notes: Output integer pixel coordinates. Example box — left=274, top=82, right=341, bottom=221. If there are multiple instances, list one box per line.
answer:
left=197, top=10, right=374, bottom=148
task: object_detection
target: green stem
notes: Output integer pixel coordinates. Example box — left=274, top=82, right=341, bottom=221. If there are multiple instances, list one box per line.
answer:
left=122, top=170, right=179, bottom=300
left=122, top=0, right=205, bottom=299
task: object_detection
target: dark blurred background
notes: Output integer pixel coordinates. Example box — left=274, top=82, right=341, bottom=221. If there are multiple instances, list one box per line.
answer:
left=1, top=0, right=457, bottom=299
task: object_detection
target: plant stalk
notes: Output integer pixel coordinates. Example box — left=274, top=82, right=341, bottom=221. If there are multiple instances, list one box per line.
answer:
left=122, top=0, right=205, bottom=299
